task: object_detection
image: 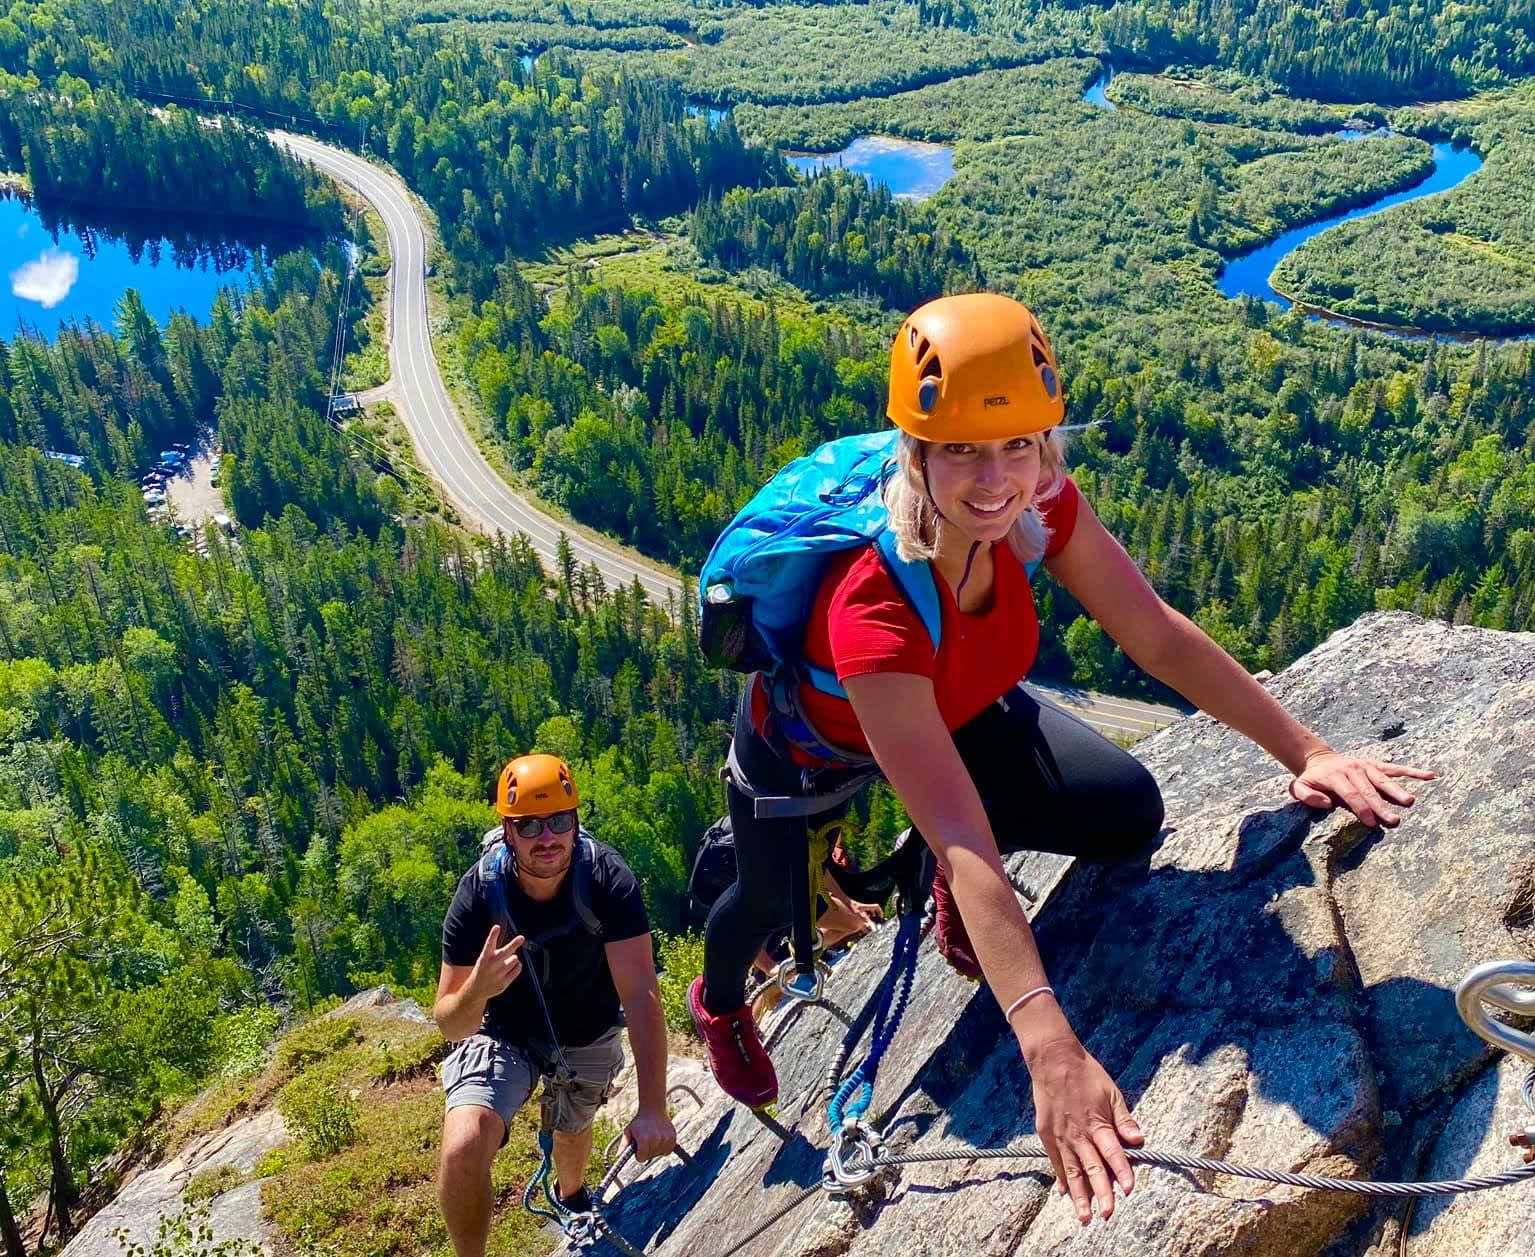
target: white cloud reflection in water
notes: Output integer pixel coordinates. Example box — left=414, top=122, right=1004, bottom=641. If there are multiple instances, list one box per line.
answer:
left=11, top=247, right=81, bottom=308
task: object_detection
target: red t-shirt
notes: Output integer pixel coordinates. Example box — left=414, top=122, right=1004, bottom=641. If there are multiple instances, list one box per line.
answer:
left=775, top=478, right=1082, bottom=757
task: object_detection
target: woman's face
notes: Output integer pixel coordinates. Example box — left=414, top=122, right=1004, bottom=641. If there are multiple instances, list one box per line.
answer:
left=922, top=435, right=1043, bottom=544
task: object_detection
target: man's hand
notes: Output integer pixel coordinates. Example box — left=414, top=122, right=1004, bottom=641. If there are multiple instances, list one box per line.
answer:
left=468, top=923, right=525, bottom=999
left=624, top=1107, right=677, bottom=1162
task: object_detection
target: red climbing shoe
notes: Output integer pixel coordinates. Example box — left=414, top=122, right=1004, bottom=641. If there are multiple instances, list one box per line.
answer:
left=932, top=866, right=983, bottom=980
left=688, top=976, right=778, bottom=1110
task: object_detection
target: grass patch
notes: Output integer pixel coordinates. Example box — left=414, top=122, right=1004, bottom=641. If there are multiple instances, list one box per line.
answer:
left=262, top=1076, right=613, bottom=1257
left=184, top=1164, right=244, bottom=1204
left=276, top=1015, right=365, bottom=1074
left=346, top=402, right=452, bottom=523
left=343, top=207, right=392, bottom=391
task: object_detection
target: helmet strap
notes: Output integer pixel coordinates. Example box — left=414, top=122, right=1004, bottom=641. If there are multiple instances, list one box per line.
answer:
left=918, top=446, right=950, bottom=531
left=954, top=540, right=983, bottom=606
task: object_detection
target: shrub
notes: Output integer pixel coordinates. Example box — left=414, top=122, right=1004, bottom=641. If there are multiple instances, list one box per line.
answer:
left=366, top=1024, right=447, bottom=1085
left=113, top=1202, right=264, bottom=1257
left=210, top=1005, right=283, bottom=1079
left=277, top=1073, right=361, bottom=1160
left=654, top=930, right=705, bottom=1037
left=253, top=1146, right=292, bottom=1179
left=275, top=1015, right=363, bottom=1075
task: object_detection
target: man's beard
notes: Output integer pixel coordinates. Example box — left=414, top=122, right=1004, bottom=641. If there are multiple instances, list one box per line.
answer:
left=518, top=846, right=573, bottom=883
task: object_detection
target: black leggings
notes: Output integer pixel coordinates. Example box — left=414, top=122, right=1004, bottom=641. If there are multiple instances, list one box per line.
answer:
left=700, top=680, right=1165, bottom=1014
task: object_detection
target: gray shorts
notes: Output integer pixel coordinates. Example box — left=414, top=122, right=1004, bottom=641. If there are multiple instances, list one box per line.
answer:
left=441, top=1029, right=625, bottom=1135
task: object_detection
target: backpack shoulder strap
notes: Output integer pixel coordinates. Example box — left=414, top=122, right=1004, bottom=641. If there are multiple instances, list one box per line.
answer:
left=567, top=834, right=602, bottom=937
left=476, top=842, right=519, bottom=939
left=802, top=530, right=941, bottom=700
left=874, top=529, right=942, bottom=652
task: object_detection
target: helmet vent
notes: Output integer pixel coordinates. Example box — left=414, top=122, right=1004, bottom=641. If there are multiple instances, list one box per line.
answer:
left=1030, top=344, right=1049, bottom=368
left=918, top=354, right=943, bottom=381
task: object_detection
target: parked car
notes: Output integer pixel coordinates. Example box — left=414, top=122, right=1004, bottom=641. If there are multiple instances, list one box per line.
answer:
left=159, top=450, right=187, bottom=466
left=143, top=488, right=166, bottom=505
left=209, top=464, right=221, bottom=487
left=213, top=511, right=235, bottom=534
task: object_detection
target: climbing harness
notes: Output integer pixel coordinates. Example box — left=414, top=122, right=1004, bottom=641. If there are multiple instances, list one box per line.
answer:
left=776, top=816, right=853, bottom=1002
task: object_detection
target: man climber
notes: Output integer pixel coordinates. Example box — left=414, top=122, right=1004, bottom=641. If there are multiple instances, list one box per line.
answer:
left=433, top=753, right=676, bottom=1257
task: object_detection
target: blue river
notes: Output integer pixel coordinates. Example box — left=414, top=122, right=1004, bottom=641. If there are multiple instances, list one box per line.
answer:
left=1215, top=143, right=1482, bottom=306
left=787, top=136, right=956, bottom=202
left=1, top=196, right=269, bottom=338
left=1082, top=67, right=1485, bottom=331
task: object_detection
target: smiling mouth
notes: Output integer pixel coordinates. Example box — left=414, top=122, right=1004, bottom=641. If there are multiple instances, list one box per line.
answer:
left=964, top=496, right=1014, bottom=515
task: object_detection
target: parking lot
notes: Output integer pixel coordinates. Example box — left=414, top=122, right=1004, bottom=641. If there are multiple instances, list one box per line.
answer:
left=145, top=444, right=234, bottom=544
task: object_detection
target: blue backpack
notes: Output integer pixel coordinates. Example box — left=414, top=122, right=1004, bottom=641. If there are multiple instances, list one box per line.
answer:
left=698, top=432, right=943, bottom=762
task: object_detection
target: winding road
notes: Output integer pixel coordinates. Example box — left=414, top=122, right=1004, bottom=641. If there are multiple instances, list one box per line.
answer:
left=274, top=131, right=678, bottom=605
left=274, top=132, right=1183, bottom=739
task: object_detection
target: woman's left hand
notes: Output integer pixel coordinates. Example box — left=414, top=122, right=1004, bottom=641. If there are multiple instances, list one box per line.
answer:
left=1289, top=751, right=1436, bottom=828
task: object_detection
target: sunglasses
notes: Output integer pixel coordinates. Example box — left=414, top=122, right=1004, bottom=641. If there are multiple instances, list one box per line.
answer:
left=507, top=810, right=578, bottom=841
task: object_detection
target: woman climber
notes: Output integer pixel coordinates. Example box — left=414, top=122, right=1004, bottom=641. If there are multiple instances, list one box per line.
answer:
left=688, top=291, right=1435, bottom=1226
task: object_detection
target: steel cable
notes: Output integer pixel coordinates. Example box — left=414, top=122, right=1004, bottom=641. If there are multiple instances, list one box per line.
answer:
left=874, top=1140, right=1535, bottom=1197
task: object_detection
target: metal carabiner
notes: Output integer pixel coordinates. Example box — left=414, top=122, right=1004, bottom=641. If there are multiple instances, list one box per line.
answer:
left=775, top=949, right=827, bottom=1003
left=824, top=1123, right=883, bottom=1193
left=564, top=1211, right=600, bottom=1250
left=1455, top=960, right=1535, bottom=1068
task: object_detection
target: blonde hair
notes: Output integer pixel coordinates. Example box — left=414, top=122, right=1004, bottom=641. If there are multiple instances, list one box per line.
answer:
left=883, top=430, right=1069, bottom=565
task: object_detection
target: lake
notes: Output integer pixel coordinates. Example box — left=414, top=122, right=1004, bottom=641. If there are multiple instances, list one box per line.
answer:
left=787, top=136, right=956, bottom=201
left=1083, top=67, right=1117, bottom=111
left=2, top=194, right=276, bottom=337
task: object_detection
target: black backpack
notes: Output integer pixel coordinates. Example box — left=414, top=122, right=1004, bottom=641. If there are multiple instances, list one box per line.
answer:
left=686, top=815, right=738, bottom=924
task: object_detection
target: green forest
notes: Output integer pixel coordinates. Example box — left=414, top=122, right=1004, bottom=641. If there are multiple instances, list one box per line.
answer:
left=1, top=2, right=1535, bottom=1255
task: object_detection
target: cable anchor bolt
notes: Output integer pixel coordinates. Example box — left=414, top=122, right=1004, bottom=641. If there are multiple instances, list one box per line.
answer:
left=1510, top=1127, right=1535, bottom=1165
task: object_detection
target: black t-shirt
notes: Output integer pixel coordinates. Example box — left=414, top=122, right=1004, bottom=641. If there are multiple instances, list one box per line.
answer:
left=441, top=836, right=650, bottom=1049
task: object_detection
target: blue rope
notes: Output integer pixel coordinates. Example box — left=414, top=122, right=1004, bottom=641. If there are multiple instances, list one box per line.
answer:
left=523, top=1129, right=573, bottom=1227
left=827, top=913, right=921, bottom=1132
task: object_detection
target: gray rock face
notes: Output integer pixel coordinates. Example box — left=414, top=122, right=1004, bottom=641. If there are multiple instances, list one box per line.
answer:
left=60, top=1111, right=287, bottom=1257
left=597, top=613, right=1535, bottom=1257
left=59, top=987, right=434, bottom=1257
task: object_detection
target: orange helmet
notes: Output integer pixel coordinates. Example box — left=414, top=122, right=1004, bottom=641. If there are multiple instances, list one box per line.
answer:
left=887, top=293, right=1064, bottom=442
left=496, top=753, right=580, bottom=818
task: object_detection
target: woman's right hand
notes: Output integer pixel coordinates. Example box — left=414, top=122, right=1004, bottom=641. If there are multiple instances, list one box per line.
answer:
left=1023, top=1035, right=1142, bottom=1224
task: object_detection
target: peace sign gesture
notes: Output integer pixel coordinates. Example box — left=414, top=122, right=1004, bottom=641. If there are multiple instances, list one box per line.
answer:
left=468, top=923, right=526, bottom=999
